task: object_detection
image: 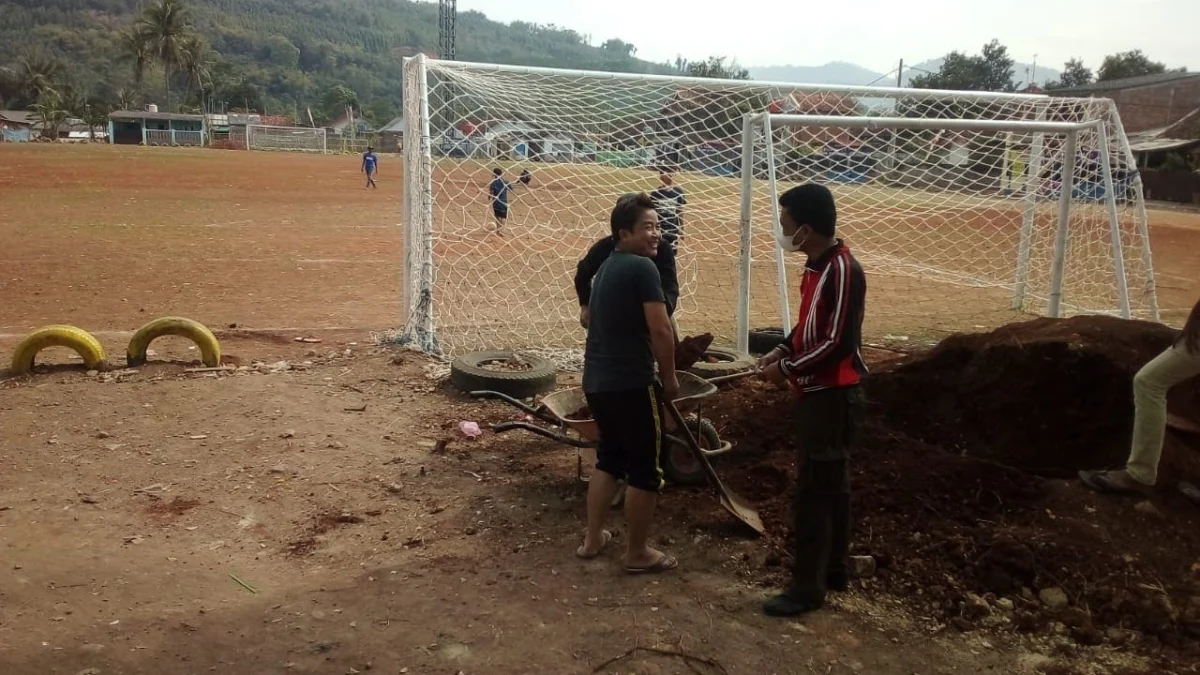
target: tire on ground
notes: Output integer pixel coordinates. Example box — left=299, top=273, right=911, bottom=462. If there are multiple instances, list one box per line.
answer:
left=662, top=416, right=720, bottom=487
left=9, top=325, right=108, bottom=375
left=127, top=316, right=222, bottom=367
left=748, top=327, right=787, bottom=355
left=685, top=346, right=755, bottom=379
left=450, top=350, right=557, bottom=399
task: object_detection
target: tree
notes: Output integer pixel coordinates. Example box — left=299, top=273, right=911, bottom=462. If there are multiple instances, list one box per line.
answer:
left=135, top=0, right=197, bottom=111
left=1048, top=58, right=1093, bottom=89
left=321, top=83, right=359, bottom=119
left=120, top=29, right=152, bottom=99
left=1097, top=50, right=1179, bottom=82
left=72, top=97, right=111, bottom=141
left=179, top=35, right=213, bottom=110
left=686, top=56, right=750, bottom=80
left=3, top=51, right=67, bottom=108
left=910, top=39, right=1015, bottom=92
left=30, top=88, right=69, bottom=140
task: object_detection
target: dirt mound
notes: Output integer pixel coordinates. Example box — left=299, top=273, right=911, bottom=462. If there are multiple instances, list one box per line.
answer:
left=868, top=315, right=1191, bottom=478
left=688, top=318, right=1200, bottom=664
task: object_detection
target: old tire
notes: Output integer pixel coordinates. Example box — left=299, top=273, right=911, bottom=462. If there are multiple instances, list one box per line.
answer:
left=748, top=327, right=787, bottom=355
left=450, top=350, right=557, bottom=399
left=9, top=325, right=107, bottom=374
left=127, top=316, right=221, bottom=367
left=686, top=346, right=755, bottom=379
left=662, top=416, right=720, bottom=487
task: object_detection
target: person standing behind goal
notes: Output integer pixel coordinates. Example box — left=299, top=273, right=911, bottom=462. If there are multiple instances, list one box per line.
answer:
left=361, top=146, right=379, bottom=189
left=650, top=169, right=686, bottom=252
left=487, top=168, right=513, bottom=236
left=575, top=193, right=679, bottom=575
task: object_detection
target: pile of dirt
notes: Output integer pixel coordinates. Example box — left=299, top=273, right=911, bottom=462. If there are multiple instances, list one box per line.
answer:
left=691, top=317, right=1200, bottom=663
left=867, top=315, right=1191, bottom=478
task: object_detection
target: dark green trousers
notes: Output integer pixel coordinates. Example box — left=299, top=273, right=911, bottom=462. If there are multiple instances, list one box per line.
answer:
left=788, top=386, right=865, bottom=603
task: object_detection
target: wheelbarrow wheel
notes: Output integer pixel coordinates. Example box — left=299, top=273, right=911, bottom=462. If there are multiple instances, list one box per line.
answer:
left=663, top=416, right=721, bottom=487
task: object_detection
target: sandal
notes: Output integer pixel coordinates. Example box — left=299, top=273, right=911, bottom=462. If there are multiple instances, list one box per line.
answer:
left=1078, top=469, right=1152, bottom=496
left=624, top=553, right=679, bottom=575
left=575, top=530, right=613, bottom=560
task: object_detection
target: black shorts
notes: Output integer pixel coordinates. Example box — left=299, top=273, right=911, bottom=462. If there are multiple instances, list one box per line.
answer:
left=586, top=384, right=666, bottom=492
left=493, top=204, right=508, bottom=219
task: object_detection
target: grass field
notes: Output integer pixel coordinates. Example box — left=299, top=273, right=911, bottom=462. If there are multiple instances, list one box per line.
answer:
left=1, top=143, right=1197, bottom=356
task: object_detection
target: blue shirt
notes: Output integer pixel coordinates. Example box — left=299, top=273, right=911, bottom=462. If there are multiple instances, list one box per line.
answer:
left=489, top=177, right=511, bottom=205
left=362, top=152, right=378, bottom=172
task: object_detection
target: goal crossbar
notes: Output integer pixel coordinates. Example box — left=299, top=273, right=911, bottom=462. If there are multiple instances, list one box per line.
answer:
left=762, top=114, right=1103, bottom=135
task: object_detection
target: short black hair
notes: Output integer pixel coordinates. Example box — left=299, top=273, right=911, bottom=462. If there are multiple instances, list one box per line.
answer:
left=610, top=192, right=656, bottom=239
left=367, top=146, right=373, bottom=151
left=493, top=167, right=503, bottom=176
left=779, top=183, right=837, bottom=237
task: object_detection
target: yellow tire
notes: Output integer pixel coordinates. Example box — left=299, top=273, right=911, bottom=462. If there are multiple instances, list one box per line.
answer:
left=126, top=316, right=221, bottom=367
left=9, top=325, right=108, bottom=375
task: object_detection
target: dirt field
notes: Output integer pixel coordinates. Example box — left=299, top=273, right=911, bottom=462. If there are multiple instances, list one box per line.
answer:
left=2, top=144, right=1199, bottom=675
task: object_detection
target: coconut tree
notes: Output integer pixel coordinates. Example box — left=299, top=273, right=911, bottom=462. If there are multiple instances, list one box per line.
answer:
left=135, top=0, right=196, bottom=111
left=119, top=28, right=152, bottom=100
left=179, top=35, right=213, bottom=111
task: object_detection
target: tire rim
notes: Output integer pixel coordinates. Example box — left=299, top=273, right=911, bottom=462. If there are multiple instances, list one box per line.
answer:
left=669, top=429, right=709, bottom=477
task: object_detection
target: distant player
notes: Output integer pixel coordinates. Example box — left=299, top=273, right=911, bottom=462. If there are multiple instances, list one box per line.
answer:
left=650, top=170, right=686, bottom=251
left=488, top=168, right=513, bottom=235
left=362, top=146, right=379, bottom=189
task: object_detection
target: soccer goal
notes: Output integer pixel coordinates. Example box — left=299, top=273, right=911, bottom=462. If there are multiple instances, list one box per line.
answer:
left=399, top=55, right=1158, bottom=359
left=246, top=124, right=328, bottom=153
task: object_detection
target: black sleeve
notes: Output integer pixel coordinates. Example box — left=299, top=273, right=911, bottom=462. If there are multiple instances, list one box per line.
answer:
left=677, top=187, right=686, bottom=206
left=574, top=237, right=613, bottom=307
left=655, top=242, right=679, bottom=315
left=633, top=256, right=666, bottom=304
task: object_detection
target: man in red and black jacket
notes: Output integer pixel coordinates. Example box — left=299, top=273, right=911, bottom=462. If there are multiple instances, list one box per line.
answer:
left=758, top=183, right=867, bottom=617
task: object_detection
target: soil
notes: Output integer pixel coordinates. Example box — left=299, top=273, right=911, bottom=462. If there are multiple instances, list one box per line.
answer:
left=676, top=333, right=715, bottom=370
left=672, top=315, right=1200, bottom=672
left=477, top=356, right=534, bottom=372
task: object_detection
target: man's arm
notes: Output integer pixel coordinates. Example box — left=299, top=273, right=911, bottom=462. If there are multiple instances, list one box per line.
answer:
left=645, top=301, right=678, bottom=400
left=633, top=258, right=677, bottom=400
left=779, top=256, right=859, bottom=378
left=654, top=241, right=679, bottom=315
left=1182, top=297, right=1200, bottom=354
left=574, top=238, right=613, bottom=307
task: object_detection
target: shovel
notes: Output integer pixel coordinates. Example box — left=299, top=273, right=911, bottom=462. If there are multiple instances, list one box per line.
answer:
left=663, top=399, right=765, bottom=535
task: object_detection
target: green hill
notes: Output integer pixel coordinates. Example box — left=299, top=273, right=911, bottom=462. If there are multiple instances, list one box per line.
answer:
left=0, top=0, right=673, bottom=124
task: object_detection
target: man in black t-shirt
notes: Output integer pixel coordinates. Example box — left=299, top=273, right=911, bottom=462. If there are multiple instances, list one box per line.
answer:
left=574, top=231, right=678, bottom=331
left=575, top=192, right=679, bottom=575
left=649, top=170, right=686, bottom=251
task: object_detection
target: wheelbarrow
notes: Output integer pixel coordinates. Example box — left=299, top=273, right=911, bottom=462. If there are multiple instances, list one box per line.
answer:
left=471, top=371, right=734, bottom=487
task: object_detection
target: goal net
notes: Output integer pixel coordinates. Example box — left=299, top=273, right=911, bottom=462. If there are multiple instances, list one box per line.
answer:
left=399, top=56, right=1158, bottom=359
left=246, top=124, right=328, bottom=153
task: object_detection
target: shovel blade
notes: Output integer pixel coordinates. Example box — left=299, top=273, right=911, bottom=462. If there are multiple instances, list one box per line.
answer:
left=719, top=491, right=765, bottom=535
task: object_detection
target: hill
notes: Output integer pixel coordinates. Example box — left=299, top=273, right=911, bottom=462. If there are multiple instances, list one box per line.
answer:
left=748, top=59, right=1061, bottom=89
left=0, top=0, right=673, bottom=124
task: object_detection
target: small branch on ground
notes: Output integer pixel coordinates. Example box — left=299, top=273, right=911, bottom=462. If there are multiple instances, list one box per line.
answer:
left=591, top=646, right=728, bottom=674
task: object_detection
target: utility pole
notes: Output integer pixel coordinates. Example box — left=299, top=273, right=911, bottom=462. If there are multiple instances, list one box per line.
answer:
left=438, top=0, right=457, bottom=61
left=897, top=58, right=904, bottom=87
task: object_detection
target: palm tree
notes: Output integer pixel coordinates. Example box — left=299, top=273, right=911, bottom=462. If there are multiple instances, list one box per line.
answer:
left=179, top=35, right=213, bottom=111
left=119, top=28, right=152, bottom=99
left=30, top=89, right=69, bottom=140
left=11, top=51, right=66, bottom=107
left=135, top=0, right=196, bottom=111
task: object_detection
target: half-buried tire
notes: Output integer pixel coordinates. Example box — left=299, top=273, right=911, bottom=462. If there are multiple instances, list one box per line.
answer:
left=685, top=346, right=755, bottom=379
left=450, top=350, right=557, bottom=399
left=662, top=416, right=721, bottom=487
left=127, top=316, right=221, bottom=367
left=748, top=327, right=787, bottom=355
left=9, top=325, right=108, bottom=375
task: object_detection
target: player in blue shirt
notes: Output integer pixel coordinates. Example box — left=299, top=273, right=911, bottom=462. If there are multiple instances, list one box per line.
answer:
left=488, top=167, right=512, bottom=235
left=362, top=147, right=379, bottom=189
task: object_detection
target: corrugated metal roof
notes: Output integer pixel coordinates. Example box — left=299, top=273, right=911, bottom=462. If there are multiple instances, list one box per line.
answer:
left=0, top=110, right=36, bottom=125
left=1053, top=71, right=1199, bottom=95
left=108, top=110, right=205, bottom=122
left=1128, top=137, right=1200, bottom=153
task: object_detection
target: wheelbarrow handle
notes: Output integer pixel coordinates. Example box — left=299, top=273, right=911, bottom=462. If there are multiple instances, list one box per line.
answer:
left=469, top=390, right=561, bottom=426
left=704, top=370, right=759, bottom=385
left=491, top=421, right=598, bottom=448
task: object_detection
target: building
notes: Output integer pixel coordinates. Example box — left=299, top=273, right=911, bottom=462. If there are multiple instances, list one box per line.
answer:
left=0, top=110, right=36, bottom=142
left=379, top=116, right=405, bottom=152
left=1051, top=71, right=1200, bottom=133
left=107, top=110, right=206, bottom=146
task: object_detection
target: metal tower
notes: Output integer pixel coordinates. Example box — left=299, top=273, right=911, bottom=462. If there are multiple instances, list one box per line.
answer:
left=438, top=0, right=456, bottom=60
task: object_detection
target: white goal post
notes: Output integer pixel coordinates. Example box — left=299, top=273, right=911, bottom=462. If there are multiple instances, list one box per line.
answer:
left=399, top=55, right=1159, bottom=360
left=246, top=124, right=328, bottom=154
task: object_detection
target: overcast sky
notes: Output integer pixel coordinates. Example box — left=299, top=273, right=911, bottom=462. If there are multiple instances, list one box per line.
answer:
left=458, top=0, right=1196, bottom=74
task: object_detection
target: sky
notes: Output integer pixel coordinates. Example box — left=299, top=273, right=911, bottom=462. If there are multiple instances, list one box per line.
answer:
left=457, top=0, right=1197, bottom=74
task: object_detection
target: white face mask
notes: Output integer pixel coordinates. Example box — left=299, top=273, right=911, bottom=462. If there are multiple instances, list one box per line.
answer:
left=776, top=227, right=806, bottom=252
